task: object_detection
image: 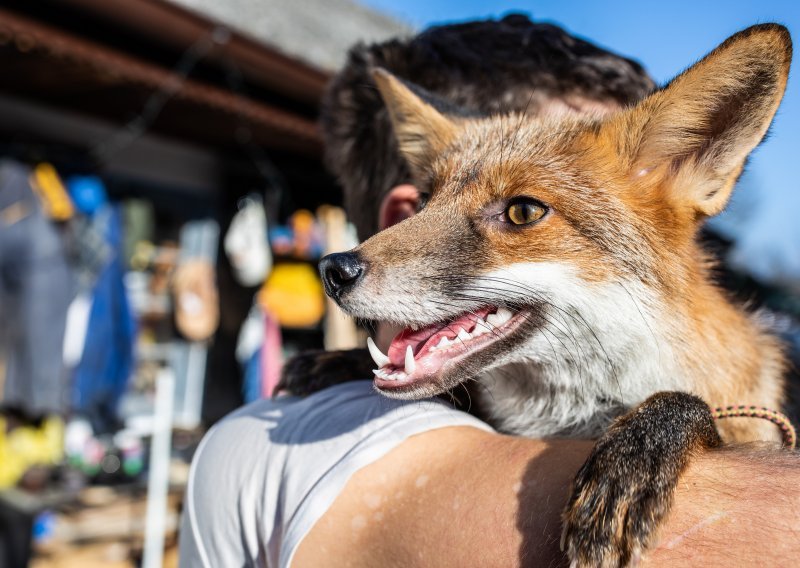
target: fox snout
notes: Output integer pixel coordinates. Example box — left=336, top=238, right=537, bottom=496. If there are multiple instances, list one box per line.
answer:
left=319, top=251, right=365, bottom=300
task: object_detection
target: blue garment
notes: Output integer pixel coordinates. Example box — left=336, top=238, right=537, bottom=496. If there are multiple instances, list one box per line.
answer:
left=72, top=205, right=136, bottom=433
left=67, top=175, right=109, bottom=217
left=242, top=347, right=262, bottom=404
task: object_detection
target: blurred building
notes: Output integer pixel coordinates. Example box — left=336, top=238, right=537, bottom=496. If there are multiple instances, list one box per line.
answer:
left=0, top=0, right=404, bottom=421
left=167, top=0, right=411, bottom=71
left=0, top=1, right=403, bottom=565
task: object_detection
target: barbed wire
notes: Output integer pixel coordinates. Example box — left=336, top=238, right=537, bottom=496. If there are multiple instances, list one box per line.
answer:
left=221, top=58, right=291, bottom=200
left=86, top=22, right=294, bottom=209
left=91, top=26, right=231, bottom=164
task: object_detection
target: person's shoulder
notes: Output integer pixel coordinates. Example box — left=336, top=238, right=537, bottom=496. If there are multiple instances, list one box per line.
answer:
left=208, top=381, right=376, bottom=435
left=183, top=381, right=494, bottom=567
left=210, top=381, right=383, bottom=441
left=221, top=380, right=491, bottom=447
left=191, top=381, right=400, bottom=463
left=196, top=380, right=493, bottom=473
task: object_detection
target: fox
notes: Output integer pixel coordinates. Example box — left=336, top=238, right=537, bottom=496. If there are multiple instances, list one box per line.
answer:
left=290, top=24, right=792, bottom=567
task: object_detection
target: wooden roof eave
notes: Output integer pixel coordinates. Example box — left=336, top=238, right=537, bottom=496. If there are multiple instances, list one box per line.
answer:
left=0, top=7, right=323, bottom=156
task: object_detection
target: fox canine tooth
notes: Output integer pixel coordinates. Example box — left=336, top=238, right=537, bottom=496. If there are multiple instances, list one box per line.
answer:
left=457, top=328, right=471, bottom=341
left=367, top=337, right=390, bottom=367
left=496, top=308, right=513, bottom=324
left=404, top=346, right=416, bottom=374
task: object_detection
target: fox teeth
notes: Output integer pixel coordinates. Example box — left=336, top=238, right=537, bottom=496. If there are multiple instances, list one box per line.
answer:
left=496, top=307, right=513, bottom=322
left=486, top=313, right=502, bottom=326
left=405, top=345, right=416, bottom=374
left=473, top=318, right=490, bottom=335
left=436, top=336, right=451, bottom=349
left=487, top=308, right=513, bottom=327
left=367, top=337, right=390, bottom=367
left=373, top=368, right=408, bottom=382
left=457, top=328, right=472, bottom=342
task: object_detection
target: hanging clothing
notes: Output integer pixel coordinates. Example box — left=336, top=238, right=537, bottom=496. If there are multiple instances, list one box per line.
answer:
left=122, top=198, right=155, bottom=268
left=0, top=160, right=75, bottom=416
left=224, top=196, right=271, bottom=287
left=71, top=204, right=136, bottom=434
left=236, top=305, right=283, bottom=401
left=242, top=348, right=262, bottom=405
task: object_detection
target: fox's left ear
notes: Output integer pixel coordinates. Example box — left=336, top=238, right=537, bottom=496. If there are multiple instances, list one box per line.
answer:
left=372, top=68, right=458, bottom=181
left=606, top=24, right=791, bottom=217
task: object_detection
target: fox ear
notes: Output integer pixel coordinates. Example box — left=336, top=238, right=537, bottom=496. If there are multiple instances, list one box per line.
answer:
left=608, top=24, right=791, bottom=217
left=372, top=68, right=458, bottom=179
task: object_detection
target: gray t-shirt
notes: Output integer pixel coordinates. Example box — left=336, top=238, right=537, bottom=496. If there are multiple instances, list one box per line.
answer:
left=179, top=381, right=493, bottom=567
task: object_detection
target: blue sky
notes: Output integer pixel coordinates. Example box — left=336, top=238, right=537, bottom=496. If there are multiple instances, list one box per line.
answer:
left=361, top=0, right=800, bottom=287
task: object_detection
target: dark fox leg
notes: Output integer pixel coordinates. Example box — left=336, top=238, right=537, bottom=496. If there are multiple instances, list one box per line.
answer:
left=276, top=349, right=373, bottom=397
left=561, top=391, right=722, bottom=568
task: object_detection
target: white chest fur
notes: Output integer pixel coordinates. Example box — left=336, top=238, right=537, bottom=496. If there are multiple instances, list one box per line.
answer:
left=470, top=263, right=688, bottom=437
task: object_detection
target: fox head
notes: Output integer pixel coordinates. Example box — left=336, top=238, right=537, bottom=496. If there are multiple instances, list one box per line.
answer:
left=320, top=25, right=791, bottom=426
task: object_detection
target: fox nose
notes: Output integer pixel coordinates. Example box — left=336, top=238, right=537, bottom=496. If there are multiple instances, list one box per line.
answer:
left=319, top=252, right=364, bottom=298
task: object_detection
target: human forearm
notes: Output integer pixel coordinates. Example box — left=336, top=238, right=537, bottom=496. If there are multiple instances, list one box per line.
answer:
left=493, top=439, right=800, bottom=567
left=645, top=446, right=800, bottom=566
left=295, top=428, right=800, bottom=567
left=295, top=428, right=592, bottom=567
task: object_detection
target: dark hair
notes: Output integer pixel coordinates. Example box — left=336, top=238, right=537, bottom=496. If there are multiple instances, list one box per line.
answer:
left=321, top=14, right=656, bottom=241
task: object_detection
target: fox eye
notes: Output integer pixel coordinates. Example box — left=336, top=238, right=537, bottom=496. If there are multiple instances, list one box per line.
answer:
left=505, top=199, right=547, bottom=225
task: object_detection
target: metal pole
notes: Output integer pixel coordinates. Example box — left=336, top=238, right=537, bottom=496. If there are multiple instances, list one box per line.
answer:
left=142, top=368, right=175, bottom=568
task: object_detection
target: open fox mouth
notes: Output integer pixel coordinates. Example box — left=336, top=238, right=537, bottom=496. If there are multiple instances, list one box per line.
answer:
left=367, top=305, right=529, bottom=392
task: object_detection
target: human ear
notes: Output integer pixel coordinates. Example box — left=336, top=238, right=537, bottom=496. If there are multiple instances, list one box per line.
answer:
left=378, top=184, right=420, bottom=230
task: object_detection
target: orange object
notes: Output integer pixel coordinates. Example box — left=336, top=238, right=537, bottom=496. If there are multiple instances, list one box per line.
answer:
left=290, top=209, right=316, bottom=258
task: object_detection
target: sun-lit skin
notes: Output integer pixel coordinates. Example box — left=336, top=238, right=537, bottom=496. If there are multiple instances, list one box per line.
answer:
left=293, top=428, right=800, bottom=568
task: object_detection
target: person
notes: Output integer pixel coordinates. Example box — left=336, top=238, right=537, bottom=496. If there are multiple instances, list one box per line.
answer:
left=179, top=15, right=800, bottom=567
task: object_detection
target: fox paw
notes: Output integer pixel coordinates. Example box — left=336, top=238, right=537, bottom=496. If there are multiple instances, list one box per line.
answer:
left=276, top=348, right=373, bottom=397
left=560, top=445, right=662, bottom=568
left=560, top=392, right=721, bottom=567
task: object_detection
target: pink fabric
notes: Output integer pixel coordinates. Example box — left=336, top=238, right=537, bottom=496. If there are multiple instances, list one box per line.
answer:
left=261, top=310, right=283, bottom=398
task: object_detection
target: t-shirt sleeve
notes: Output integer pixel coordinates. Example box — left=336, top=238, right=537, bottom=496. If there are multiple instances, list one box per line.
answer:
left=178, top=381, right=494, bottom=568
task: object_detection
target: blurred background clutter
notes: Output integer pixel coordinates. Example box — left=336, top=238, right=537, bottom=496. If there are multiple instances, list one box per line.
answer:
left=0, top=1, right=797, bottom=567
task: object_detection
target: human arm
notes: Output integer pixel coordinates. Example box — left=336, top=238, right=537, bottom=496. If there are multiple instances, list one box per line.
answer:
left=294, top=427, right=800, bottom=567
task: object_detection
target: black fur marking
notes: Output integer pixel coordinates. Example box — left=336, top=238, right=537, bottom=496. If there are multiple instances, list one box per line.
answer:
left=276, top=349, right=374, bottom=397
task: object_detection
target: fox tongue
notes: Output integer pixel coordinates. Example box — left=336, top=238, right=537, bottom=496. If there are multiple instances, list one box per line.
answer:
left=387, top=326, right=439, bottom=367
left=386, top=308, right=493, bottom=368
